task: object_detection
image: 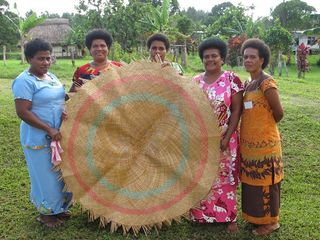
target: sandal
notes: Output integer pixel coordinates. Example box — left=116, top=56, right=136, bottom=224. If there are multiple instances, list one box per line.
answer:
left=252, top=223, right=280, bottom=236
left=57, top=210, right=71, bottom=220
left=36, top=214, right=64, bottom=228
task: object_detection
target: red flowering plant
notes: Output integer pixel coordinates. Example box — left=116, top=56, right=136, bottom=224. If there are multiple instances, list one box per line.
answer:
left=296, top=43, right=310, bottom=78
left=227, top=34, right=247, bottom=67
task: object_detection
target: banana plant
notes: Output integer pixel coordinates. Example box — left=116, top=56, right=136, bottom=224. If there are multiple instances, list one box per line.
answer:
left=140, top=0, right=171, bottom=32
left=4, top=4, right=46, bottom=63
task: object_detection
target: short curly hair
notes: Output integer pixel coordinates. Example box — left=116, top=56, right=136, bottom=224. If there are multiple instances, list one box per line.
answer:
left=198, top=38, right=227, bottom=62
left=241, top=38, right=271, bottom=69
left=24, top=38, right=52, bottom=59
left=147, top=33, right=170, bottom=51
left=85, top=29, right=113, bottom=49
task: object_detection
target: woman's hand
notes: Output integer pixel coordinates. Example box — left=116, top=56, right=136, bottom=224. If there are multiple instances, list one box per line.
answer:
left=161, top=61, right=171, bottom=68
left=47, top=128, right=62, bottom=141
left=69, top=81, right=82, bottom=93
left=154, top=53, right=162, bottom=63
left=61, top=110, right=68, bottom=121
left=220, top=136, right=229, bottom=152
left=154, top=53, right=170, bottom=68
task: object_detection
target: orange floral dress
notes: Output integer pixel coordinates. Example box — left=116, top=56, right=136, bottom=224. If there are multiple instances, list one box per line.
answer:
left=240, top=77, right=283, bottom=186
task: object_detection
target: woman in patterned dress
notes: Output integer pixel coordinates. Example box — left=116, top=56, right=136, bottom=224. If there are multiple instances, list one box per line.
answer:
left=240, top=38, right=284, bottom=236
left=190, top=38, right=243, bottom=233
left=69, top=29, right=123, bottom=93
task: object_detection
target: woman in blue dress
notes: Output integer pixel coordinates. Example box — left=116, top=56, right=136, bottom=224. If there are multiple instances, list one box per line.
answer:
left=12, top=38, right=72, bottom=228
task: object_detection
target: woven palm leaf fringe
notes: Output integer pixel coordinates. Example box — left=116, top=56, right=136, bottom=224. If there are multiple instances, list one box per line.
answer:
left=85, top=203, right=186, bottom=236
left=55, top=160, right=198, bottom=235
left=54, top=166, right=193, bottom=236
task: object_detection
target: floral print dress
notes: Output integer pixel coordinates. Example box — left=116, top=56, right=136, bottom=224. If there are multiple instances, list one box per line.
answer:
left=190, top=71, right=243, bottom=223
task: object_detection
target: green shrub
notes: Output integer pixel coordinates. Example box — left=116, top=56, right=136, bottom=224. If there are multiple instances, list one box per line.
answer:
left=0, top=52, right=21, bottom=60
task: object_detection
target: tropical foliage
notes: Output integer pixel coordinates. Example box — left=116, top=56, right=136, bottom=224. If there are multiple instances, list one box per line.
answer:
left=0, top=0, right=319, bottom=69
left=271, top=0, right=317, bottom=31
left=263, top=20, right=294, bottom=75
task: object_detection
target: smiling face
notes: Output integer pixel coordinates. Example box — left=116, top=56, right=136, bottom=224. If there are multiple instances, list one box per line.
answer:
left=202, top=48, right=223, bottom=73
left=149, top=40, right=167, bottom=62
left=90, top=39, right=109, bottom=63
left=243, top=47, right=264, bottom=73
left=27, top=50, right=51, bottom=78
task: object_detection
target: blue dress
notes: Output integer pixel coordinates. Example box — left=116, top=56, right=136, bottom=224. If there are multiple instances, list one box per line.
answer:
left=12, top=70, right=72, bottom=215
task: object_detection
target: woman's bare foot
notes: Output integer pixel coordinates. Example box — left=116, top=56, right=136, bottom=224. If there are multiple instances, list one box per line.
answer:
left=252, top=223, right=280, bottom=236
left=36, top=214, right=64, bottom=228
left=227, top=222, right=238, bottom=233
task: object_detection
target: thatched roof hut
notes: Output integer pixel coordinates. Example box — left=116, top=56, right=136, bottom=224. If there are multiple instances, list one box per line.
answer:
left=28, top=18, right=77, bottom=57
left=28, top=18, right=72, bottom=46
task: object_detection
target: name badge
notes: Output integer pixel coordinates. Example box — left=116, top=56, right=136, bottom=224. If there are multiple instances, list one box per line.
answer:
left=244, top=101, right=253, bottom=109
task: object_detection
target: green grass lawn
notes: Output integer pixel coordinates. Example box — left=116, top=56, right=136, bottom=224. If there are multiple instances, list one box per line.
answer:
left=0, top=58, right=320, bottom=239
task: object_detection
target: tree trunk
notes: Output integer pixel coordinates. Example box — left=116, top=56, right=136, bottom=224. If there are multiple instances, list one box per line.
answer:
left=71, top=50, right=75, bottom=67
left=278, top=51, right=282, bottom=77
left=3, top=45, right=7, bottom=66
left=20, top=39, right=25, bottom=64
left=174, top=46, right=178, bottom=62
left=181, top=40, right=187, bottom=67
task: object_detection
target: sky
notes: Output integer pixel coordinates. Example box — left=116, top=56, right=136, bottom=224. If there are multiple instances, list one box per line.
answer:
left=6, top=0, right=320, bottom=20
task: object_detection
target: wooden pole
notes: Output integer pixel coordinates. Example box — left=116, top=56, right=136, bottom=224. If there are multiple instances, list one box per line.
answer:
left=3, top=45, right=7, bottom=66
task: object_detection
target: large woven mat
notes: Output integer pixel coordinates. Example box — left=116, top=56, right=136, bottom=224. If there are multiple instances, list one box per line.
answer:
left=59, top=61, right=220, bottom=234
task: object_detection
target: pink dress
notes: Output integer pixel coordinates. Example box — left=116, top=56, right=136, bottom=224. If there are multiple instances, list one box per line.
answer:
left=190, top=71, right=243, bottom=223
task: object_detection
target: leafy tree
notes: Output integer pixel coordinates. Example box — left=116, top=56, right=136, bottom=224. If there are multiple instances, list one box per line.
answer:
left=69, top=0, right=151, bottom=51
left=61, top=12, right=74, bottom=21
left=182, top=7, right=208, bottom=23
left=210, top=2, right=234, bottom=22
left=65, top=14, right=87, bottom=49
left=199, top=2, right=234, bottom=26
left=206, top=4, right=250, bottom=38
left=0, top=0, right=19, bottom=65
left=67, top=0, right=109, bottom=51
left=0, top=0, right=19, bottom=47
left=175, top=14, right=193, bottom=35
left=263, top=20, right=293, bottom=75
left=309, top=13, right=320, bottom=28
left=271, top=0, right=316, bottom=31
left=222, top=17, right=263, bottom=39
left=105, top=0, right=153, bottom=50
left=77, top=0, right=107, bottom=28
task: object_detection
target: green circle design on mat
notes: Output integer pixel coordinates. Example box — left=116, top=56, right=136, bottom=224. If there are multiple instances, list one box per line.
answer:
left=86, top=93, right=189, bottom=199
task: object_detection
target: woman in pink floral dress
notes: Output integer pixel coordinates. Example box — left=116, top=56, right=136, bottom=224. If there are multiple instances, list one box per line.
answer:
left=190, top=38, right=244, bottom=232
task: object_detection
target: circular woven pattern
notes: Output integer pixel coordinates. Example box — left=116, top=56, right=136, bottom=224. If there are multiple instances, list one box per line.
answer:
left=59, top=61, right=220, bottom=234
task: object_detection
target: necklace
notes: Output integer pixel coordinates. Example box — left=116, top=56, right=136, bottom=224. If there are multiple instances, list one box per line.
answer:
left=246, top=71, right=266, bottom=91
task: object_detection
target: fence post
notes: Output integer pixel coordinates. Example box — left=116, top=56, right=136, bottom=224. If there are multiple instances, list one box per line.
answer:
left=3, top=45, right=7, bottom=66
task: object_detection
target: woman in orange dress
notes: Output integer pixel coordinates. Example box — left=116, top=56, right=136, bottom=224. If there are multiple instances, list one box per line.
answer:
left=240, top=38, right=284, bottom=236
